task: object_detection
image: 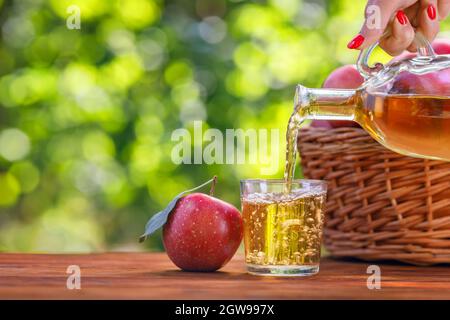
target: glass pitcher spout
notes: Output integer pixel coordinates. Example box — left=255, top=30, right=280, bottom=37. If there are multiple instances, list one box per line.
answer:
left=294, top=85, right=359, bottom=123
left=284, top=85, right=360, bottom=183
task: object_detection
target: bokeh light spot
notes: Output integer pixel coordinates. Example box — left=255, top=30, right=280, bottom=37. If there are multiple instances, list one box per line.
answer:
left=115, top=0, right=160, bottom=30
left=198, top=16, right=227, bottom=44
left=225, top=69, right=269, bottom=100
left=2, top=17, right=35, bottom=49
left=269, top=0, right=301, bottom=19
left=82, top=131, right=116, bottom=162
left=234, top=42, right=267, bottom=69
left=164, top=61, right=193, bottom=86
left=0, top=172, right=21, bottom=207
left=0, top=128, right=31, bottom=162
left=134, top=115, right=164, bottom=143
left=9, top=161, right=40, bottom=193
left=137, top=38, right=165, bottom=71
left=50, top=0, right=109, bottom=20
left=101, top=54, right=144, bottom=91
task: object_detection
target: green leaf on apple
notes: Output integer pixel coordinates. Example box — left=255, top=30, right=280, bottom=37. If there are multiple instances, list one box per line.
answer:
left=139, top=176, right=218, bottom=243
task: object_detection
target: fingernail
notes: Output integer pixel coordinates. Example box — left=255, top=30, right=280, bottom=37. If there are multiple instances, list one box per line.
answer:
left=396, top=10, right=408, bottom=25
left=427, top=4, right=436, bottom=20
left=347, top=34, right=365, bottom=49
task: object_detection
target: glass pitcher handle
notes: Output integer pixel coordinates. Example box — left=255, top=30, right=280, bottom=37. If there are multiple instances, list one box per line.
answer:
left=356, top=31, right=436, bottom=79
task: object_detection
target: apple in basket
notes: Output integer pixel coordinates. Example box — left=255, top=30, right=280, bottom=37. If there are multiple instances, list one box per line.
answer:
left=390, top=69, right=450, bottom=95
left=311, top=65, right=363, bottom=129
left=390, top=39, right=450, bottom=95
left=431, top=38, right=450, bottom=54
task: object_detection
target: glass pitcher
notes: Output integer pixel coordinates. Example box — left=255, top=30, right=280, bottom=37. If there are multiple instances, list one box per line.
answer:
left=293, top=33, right=450, bottom=161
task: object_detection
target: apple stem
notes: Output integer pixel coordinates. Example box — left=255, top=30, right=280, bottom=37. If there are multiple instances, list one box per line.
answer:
left=209, top=175, right=217, bottom=196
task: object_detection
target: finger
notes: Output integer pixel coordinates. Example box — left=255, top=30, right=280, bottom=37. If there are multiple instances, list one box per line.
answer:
left=348, top=0, right=395, bottom=50
left=417, top=0, right=440, bottom=40
left=407, top=0, right=439, bottom=52
left=348, top=0, right=417, bottom=50
left=404, top=2, right=421, bottom=27
left=438, top=0, right=450, bottom=19
left=379, top=10, right=415, bottom=56
left=403, top=3, right=421, bottom=52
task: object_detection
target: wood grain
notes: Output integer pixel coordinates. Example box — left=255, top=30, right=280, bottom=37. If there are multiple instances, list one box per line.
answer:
left=0, top=253, right=449, bottom=299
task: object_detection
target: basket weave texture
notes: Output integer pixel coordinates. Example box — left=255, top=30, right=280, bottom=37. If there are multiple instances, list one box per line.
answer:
left=298, top=126, right=450, bottom=265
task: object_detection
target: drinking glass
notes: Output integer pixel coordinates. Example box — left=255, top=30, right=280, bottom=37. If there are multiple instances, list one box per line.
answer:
left=240, top=179, right=327, bottom=276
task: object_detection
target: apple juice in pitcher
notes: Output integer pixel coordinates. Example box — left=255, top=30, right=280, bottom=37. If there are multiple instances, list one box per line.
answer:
left=284, top=90, right=450, bottom=187
left=284, top=32, right=450, bottom=185
left=360, top=93, right=450, bottom=160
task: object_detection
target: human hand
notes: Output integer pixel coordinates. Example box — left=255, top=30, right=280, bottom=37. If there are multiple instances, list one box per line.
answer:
left=347, top=0, right=450, bottom=55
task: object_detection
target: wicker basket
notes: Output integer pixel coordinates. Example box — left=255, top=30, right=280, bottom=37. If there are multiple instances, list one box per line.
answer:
left=298, top=126, right=450, bottom=265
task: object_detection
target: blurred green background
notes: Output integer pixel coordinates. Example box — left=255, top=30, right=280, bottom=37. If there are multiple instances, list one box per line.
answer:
left=0, top=0, right=449, bottom=252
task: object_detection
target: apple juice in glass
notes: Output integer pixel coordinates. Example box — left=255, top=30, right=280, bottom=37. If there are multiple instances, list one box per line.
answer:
left=240, top=179, right=327, bottom=276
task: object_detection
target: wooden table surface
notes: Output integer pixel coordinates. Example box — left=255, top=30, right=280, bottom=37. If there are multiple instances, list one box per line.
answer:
left=0, top=252, right=449, bottom=299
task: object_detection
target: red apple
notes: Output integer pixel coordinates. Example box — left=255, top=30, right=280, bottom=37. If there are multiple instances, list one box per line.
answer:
left=311, top=65, right=363, bottom=128
left=390, top=69, right=450, bottom=95
left=322, top=64, right=365, bottom=89
left=389, top=39, right=450, bottom=94
left=163, top=193, right=243, bottom=272
left=432, top=39, right=450, bottom=54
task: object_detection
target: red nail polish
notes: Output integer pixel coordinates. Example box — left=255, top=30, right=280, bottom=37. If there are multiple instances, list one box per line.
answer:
left=347, top=34, right=365, bottom=49
left=427, top=4, right=436, bottom=20
left=396, top=10, right=408, bottom=25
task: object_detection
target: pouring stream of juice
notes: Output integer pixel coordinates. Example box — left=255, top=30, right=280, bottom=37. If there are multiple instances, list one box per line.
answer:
left=283, top=107, right=304, bottom=191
